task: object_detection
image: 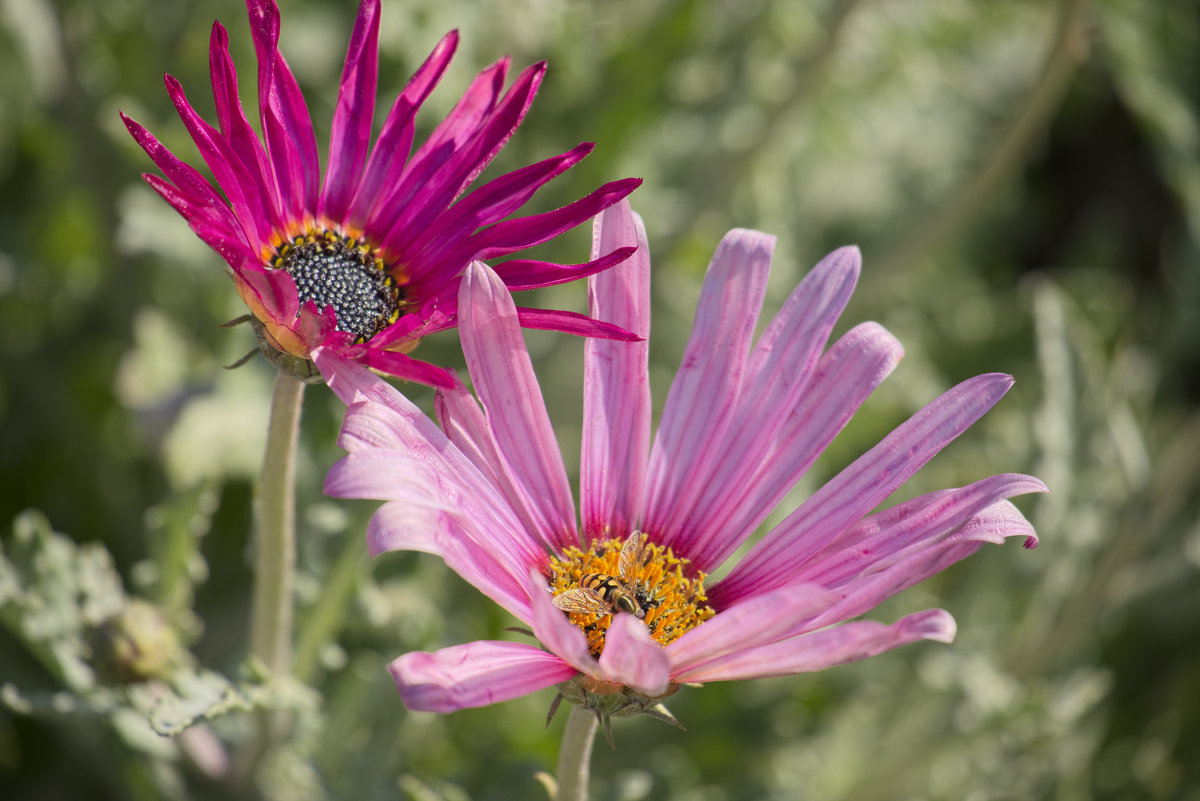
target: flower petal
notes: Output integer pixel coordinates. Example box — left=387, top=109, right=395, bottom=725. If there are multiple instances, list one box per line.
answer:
left=666, top=583, right=835, bottom=677
left=664, top=246, right=861, bottom=565
left=599, top=613, right=670, bottom=697
left=529, top=569, right=598, bottom=677
left=711, top=373, right=1016, bottom=607
left=351, top=30, right=457, bottom=229
left=459, top=261, right=578, bottom=550
left=691, top=322, right=904, bottom=572
left=581, top=201, right=651, bottom=541
left=320, top=0, right=380, bottom=222
left=389, top=641, right=575, bottom=712
left=363, top=500, right=533, bottom=623
left=672, top=609, right=956, bottom=684
left=644, top=228, right=775, bottom=552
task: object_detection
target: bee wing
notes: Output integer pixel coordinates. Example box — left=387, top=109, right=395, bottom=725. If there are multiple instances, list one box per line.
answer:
left=552, top=588, right=611, bottom=616
left=618, top=531, right=645, bottom=584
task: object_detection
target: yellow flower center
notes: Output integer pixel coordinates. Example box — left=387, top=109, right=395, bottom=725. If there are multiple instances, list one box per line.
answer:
left=270, top=228, right=402, bottom=343
left=547, top=532, right=714, bottom=658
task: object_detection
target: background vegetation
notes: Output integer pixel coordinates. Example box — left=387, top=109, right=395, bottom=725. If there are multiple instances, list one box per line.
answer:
left=2, top=0, right=1197, bottom=798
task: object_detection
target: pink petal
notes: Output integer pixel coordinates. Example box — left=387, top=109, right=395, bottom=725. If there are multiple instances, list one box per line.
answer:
left=666, top=583, right=835, bottom=676
left=691, top=322, right=904, bottom=572
left=598, top=613, right=671, bottom=697
left=581, top=201, right=651, bottom=540
left=799, top=499, right=1041, bottom=632
left=363, top=500, right=533, bottom=623
left=672, top=609, right=956, bottom=684
left=528, top=569, right=599, bottom=677
left=796, top=474, right=1047, bottom=589
left=663, top=246, right=861, bottom=565
left=459, top=261, right=578, bottom=550
left=390, top=641, right=575, bottom=712
left=320, top=0, right=380, bottom=222
left=711, top=373, right=1015, bottom=607
left=644, top=229, right=775, bottom=552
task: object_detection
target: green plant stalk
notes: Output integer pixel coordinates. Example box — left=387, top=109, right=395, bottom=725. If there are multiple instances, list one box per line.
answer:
left=249, top=370, right=305, bottom=719
left=555, top=705, right=599, bottom=801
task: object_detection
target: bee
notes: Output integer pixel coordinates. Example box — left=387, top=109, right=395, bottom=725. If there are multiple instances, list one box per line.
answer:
left=554, top=531, right=648, bottom=619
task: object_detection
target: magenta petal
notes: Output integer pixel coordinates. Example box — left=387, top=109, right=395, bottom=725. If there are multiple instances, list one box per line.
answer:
left=459, top=262, right=578, bottom=550
left=599, top=614, right=670, bottom=696
left=489, top=246, right=636, bottom=292
left=581, top=201, right=651, bottom=540
left=389, top=641, right=575, bottom=712
left=666, top=583, right=835, bottom=676
left=644, top=228, right=775, bottom=552
left=320, top=0, right=380, bottom=222
left=673, top=609, right=957, bottom=684
left=512, top=308, right=639, bottom=342
left=712, top=373, right=1016, bottom=607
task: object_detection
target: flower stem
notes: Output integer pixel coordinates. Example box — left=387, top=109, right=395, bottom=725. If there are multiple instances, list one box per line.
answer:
left=249, top=369, right=304, bottom=726
left=555, top=706, right=599, bottom=801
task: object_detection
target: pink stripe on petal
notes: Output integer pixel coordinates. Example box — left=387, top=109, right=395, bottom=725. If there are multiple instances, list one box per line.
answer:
left=711, top=373, right=1015, bottom=607
left=320, top=0, right=379, bottom=222
left=599, top=614, right=670, bottom=697
left=645, top=229, right=775, bottom=552
left=582, top=201, right=651, bottom=541
left=460, top=262, right=578, bottom=549
left=666, top=583, right=835, bottom=676
left=390, top=641, right=575, bottom=712
left=673, top=609, right=956, bottom=684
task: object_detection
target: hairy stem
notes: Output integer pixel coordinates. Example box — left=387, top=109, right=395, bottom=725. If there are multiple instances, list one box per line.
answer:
left=249, top=370, right=304, bottom=728
left=555, top=706, right=599, bottom=801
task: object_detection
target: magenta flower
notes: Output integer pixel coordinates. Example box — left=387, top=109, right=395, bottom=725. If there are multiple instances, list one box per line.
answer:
left=320, top=200, right=1046, bottom=720
left=121, top=0, right=639, bottom=388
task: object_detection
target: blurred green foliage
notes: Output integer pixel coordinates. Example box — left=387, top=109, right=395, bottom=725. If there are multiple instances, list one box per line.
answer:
left=2, top=0, right=1198, bottom=799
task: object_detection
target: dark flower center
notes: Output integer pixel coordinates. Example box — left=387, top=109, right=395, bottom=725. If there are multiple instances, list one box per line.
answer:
left=272, top=230, right=402, bottom=343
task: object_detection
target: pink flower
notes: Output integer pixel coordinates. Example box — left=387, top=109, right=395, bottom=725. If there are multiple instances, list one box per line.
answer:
left=122, top=0, right=639, bottom=388
left=320, top=200, right=1046, bottom=717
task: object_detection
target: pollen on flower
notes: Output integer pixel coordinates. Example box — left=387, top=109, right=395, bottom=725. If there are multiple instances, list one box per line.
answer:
left=547, top=532, right=714, bottom=658
left=271, top=229, right=403, bottom=343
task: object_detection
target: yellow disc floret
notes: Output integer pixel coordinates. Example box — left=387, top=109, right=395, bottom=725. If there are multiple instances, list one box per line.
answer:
left=547, top=531, right=714, bottom=658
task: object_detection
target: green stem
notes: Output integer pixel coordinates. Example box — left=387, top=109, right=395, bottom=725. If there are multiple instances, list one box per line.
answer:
left=249, top=370, right=304, bottom=720
left=555, top=706, right=599, bottom=801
